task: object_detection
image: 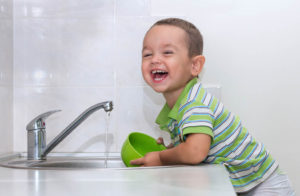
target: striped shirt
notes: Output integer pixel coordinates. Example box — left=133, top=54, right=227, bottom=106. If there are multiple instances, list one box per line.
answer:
left=155, top=78, right=278, bottom=193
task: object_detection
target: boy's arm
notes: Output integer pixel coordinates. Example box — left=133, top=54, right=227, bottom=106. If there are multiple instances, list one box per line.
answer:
left=130, top=133, right=211, bottom=166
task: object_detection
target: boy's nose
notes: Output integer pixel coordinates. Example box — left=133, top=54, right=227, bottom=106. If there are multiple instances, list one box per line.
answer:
left=151, top=54, right=162, bottom=65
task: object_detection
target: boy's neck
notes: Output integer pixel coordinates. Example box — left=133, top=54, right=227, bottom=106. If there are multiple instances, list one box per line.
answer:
left=163, top=88, right=184, bottom=109
left=163, top=77, right=197, bottom=109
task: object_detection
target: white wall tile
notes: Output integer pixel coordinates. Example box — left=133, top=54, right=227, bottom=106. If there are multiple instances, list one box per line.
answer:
left=0, top=0, right=12, bottom=19
left=14, top=0, right=114, bottom=19
left=150, top=0, right=235, bottom=17
left=0, top=19, right=13, bottom=86
left=0, top=86, right=13, bottom=154
left=14, top=18, right=115, bottom=87
left=116, top=0, right=150, bottom=16
left=0, top=0, right=13, bottom=154
left=150, top=0, right=187, bottom=17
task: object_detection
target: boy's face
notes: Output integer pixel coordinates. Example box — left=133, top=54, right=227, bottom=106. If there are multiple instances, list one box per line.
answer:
left=141, top=25, right=195, bottom=95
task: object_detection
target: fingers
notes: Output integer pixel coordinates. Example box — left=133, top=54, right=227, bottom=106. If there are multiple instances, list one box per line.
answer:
left=166, top=143, right=174, bottom=149
left=130, top=158, right=144, bottom=166
left=157, top=137, right=174, bottom=149
left=157, top=137, right=164, bottom=145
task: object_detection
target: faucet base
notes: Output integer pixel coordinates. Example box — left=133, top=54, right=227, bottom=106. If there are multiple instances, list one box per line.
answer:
left=27, top=129, right=46, bottom=160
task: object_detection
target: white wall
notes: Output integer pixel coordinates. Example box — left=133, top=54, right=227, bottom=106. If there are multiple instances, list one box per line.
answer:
left=0, top=0, right=13, bottom=154
left=12, top=0, right=299, bottom=192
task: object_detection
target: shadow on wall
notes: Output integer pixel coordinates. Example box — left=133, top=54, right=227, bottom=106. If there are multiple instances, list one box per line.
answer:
left=142, top=86, right=164, bottom=129
left=75, top=133, right=114, bottom=152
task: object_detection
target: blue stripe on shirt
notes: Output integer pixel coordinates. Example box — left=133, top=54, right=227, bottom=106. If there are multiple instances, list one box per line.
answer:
left=211, top=122, right=242, bottom=148
left=230, top=152, right=269, bottom=176
left=214, top=112, right=231, bottom=130
left=214, top=116, right=236, bottom=138
left=232, top=160, right=275, bottom=187
left=224, top=133, right=251, bottom=158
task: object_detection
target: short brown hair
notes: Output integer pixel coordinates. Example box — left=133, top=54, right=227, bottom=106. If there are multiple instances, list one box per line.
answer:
left=151, top=18, right=203, bottom=57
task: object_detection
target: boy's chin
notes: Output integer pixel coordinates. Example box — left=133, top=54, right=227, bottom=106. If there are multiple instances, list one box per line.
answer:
left=151, top=86, right=167, bottom=93
left=144, top=80, right=166, bottom=93
left=153, top=89, right=164, bottom=93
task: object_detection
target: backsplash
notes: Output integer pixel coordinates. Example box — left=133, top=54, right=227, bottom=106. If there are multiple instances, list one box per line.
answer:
left=0, top=0, right=13, bottom=154
left=12, top=0, right=225, bottom=153
left=12, top=0, right=167, bottom=153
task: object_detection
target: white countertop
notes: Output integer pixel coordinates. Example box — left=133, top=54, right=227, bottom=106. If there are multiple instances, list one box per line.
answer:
left=0, top=163, right=236, bottom=196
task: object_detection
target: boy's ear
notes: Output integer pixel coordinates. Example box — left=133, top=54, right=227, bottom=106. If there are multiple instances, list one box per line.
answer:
left=191, top=55, right=205, bottom=77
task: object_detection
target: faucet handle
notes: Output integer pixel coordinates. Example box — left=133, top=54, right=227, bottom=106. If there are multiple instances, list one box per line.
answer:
left=26, top=110, right=61, bottom=131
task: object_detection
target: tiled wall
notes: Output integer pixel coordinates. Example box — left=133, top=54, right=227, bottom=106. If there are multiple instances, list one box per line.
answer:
left=12, top=0, right=225, bottom=154
left=0, top=0, right=13, bottom=154
left=10, top=0, right=300, bottom=191
left=13, top=0, right=165, bottom=153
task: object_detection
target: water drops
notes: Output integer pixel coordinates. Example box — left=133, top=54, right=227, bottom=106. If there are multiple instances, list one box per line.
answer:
left=104, top=112, right=111, bottom=168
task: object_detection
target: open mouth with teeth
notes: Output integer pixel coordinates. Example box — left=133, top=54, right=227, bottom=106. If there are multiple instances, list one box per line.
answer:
left=151, top=69, right=168, bottom=82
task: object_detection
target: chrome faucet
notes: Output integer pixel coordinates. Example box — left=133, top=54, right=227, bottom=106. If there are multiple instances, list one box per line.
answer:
left=26, top=101, right=113, bottom=160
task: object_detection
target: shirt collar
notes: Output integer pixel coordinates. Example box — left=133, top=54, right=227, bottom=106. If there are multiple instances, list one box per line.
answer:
left=155, top=78, right=198, bottom=128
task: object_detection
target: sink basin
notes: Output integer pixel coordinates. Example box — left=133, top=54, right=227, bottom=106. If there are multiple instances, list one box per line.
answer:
left=0, top=152, right=127, bottom=170
left=29, top=158, right=124, bottom=169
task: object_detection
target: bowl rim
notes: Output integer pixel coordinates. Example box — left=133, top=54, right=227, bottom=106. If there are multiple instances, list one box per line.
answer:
left=127, top=132, right=164, bottom=156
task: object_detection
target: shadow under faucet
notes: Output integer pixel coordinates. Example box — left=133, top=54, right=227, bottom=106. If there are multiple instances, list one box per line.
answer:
left=26, top=101, right=113, bottom=160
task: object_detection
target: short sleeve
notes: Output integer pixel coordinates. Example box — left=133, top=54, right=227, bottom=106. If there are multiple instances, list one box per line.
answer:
left=178, top=106, right=214, bottom=142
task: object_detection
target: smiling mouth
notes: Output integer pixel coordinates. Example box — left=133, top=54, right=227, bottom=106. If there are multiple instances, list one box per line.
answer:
left=151, top=70, right=168, bottom=82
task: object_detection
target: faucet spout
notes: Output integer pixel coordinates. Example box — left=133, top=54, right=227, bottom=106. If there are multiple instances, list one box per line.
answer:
left=40, top=101, right=113, bottom=159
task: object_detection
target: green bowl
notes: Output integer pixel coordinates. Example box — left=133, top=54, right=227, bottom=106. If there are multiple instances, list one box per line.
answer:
left=121, top=132, right=166, bottom=167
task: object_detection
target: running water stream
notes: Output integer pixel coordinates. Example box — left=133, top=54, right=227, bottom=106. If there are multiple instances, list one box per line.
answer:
left=104, top=112, right=111, bottom=168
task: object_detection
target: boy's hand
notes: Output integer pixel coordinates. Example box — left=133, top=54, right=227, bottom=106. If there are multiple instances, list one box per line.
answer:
left=130, top=151, right=163, bottom=166
left=130, top=137, right=171, bottom=167
left=157, top=137, right=174, bottom=149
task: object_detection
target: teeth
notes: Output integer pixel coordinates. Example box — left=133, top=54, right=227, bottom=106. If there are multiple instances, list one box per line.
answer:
left=151, top=70, right=167, bottom=74
left=154, top=78, right=163, bottom=81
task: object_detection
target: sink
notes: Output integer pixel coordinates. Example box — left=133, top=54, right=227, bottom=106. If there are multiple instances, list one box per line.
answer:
left=29, top=158, right=124, bottom=169
left=0, top=152, right=127, bottom=170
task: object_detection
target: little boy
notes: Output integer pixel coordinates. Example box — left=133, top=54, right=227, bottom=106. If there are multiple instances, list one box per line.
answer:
left=130, top=18, right=295, bottom=195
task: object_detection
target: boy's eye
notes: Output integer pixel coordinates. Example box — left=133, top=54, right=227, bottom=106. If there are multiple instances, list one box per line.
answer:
left=143, top=53, right=152, bottom=58
left=164, top=50, right=173, bottom=55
